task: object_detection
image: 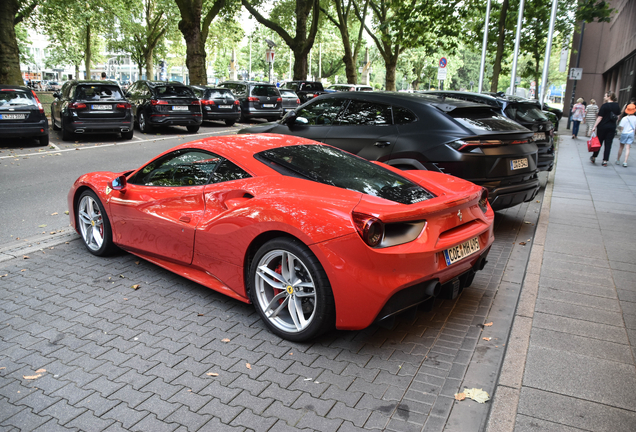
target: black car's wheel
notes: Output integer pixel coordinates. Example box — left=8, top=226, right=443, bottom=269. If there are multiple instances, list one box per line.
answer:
left=61, top=118, right=72, bottom=141
left=249, top=237, right=335, bottom=341
left=225, top=119, right=236, bottom=126
left=187, top=125, right=200, bottom=133
left=239, top=112, right=248, bottom=123
left=121, top=130, right=134, bottom=140
left=139, top=112, right=152, bottom=133
left=39, top=134, right=49, bottom=146
left=76, top=190, right=118, bottom=256
left=51, top=110, right=60, bottom=131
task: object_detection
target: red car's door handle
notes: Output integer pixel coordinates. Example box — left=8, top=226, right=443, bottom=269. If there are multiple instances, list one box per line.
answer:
left=179, top=215, right=191, bottom=223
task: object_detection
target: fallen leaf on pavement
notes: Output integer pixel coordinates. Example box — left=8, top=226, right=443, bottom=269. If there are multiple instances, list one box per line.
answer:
left=131, top=284, right=140, bottom=290
left=35, top=369, right=46, bottom=373
left=482, top=337, right=491, bottom=341
left=20, top=269, right=26, bottom=272
left=135, top=261, right=140, bottom=265
left=0, top=367, right=6, bottom=370
left=524, top=221, right=532, bottom=224
left=206, top=372, right=219, bottom=376
left=462, top=388, right=490, bottom=403
left=23, top=256, right=29, bottom=259
left=246, top=363, right=252, bottom=369
left=64, top=211, right=69, bottom=215
left=51, top=212, right=58, bottom=216
left=304, top=378, right=313, bottom=381
left=221, top=338, right=230, bottom=343
left=0, top=274, right=8, bottom=278
left=38, top=224, right=46, bottom=228
left=519, top=242, right=526, bottom=245
left=454, top=392, right=466, bottom=401
left=484, top=322, right=493, bottom=327
left=197, top=313, right=204, bottom=316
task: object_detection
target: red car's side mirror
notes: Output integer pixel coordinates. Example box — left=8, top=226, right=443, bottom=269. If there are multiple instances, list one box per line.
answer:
left=110, top=175, right=127, bottom=192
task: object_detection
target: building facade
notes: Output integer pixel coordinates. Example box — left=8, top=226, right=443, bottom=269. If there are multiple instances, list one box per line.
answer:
left=565, top=0, right=636, bottom=112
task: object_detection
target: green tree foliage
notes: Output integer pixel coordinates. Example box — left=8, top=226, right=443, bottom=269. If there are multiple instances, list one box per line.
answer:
left=356, top=0, right=463, bottom=91
left=241, top=0, right=320, bottom=80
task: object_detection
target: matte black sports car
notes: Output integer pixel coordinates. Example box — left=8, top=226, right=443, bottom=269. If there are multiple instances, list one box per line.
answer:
left=239, top=91, right=540, bottom=211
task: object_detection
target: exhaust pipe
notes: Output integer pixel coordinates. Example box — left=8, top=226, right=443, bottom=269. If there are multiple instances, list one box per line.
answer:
left=75, top=129, right=85, bottom=134
left=424, top=281, right=441, bottom=297
left=120, top=128, right=130, bottom=132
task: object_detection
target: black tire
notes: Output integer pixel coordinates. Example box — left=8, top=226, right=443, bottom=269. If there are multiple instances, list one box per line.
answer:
left=239, top=112, right=248, bottom=123
left=61, top=118, right=72, bottom=141
left=187, top=125, right=200, bottom=133
left=248, top=237, right=335, bottom=341
left=139, top=111, right=152, bottom=133
left=121, top=130, right=134, bottom=140
left=76, top=190, right=118, bottom=256
left=225, top=119, right=236, bottom=126
left=39, top=134, right=49, bottom=147
left=51, top=110, right=60, bottom=131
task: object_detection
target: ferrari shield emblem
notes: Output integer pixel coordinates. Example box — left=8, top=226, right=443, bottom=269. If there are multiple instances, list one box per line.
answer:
left=457, top=210, right=463, bottom=222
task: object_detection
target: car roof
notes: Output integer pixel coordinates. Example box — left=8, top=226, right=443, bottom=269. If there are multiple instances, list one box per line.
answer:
left=316, top=91, right=493, bottom=111
left=220, top=81, right=275, bottom=85
left=140, top=81, right=188, bottom=87
left=190, top=85, right=231, bottom=90
left=0, top=85, right=32, bottom=91
left=64, top=80, right=120, bottom=86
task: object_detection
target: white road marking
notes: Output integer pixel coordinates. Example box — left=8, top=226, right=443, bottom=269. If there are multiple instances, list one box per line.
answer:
left=0, top=129, right=236, bottom=160
left=49, top=143, right=61, bottom=151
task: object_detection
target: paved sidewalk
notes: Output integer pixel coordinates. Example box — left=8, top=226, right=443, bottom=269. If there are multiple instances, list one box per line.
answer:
left=487, top=127, right=636, bottom=431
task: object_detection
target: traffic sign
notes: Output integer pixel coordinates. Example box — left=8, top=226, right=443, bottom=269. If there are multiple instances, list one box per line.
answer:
left=437, top=68, right=447, bottom=80
left=439, top=57, right=447, bottom=68
left=266, top=49, right=275, bottom=63
left=569, top=68, right=582, bottom=80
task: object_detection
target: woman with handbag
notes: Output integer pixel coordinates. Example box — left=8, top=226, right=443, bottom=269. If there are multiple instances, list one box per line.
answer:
left=591, top=92, right=621, bottom=166
left=585, top=99, right=599, bottom=137
left=571, top=98, right=586, bottom=138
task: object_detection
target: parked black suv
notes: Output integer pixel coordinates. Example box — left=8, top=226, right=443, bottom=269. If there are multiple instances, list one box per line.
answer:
left=218, top=81, right=282, bottom=122
left=0, top=85, right=49, bottom=146
left=190, top=85, right=240, bottom=126
left=51, top=80, right=133, bottom=141
left=240, top=91, right=540, bottom=211
left=425, top=91, right=555, bottom=172
left=126, top=81, right=202, bottom=133
left=280, top=81, right=328, bottom=103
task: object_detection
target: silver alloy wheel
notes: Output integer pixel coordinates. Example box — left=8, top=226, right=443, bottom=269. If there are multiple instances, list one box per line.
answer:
left=254, top=249, right=317, bottom=333
left=139, top=112, right=146, bottom=131
left=77, top=195, right=105, bottom=252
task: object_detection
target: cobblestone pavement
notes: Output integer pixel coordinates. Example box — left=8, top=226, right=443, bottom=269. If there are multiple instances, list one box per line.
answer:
left=0, top=190, right=544, bottom=431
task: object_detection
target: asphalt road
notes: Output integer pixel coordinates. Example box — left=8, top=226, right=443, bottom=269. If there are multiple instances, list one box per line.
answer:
left=0, top=120, right=248, bottom=245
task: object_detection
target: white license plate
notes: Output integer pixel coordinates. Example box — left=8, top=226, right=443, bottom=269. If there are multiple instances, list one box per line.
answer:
left=172, top=106, right=189, bottom=110
left=533, top=132, right=545, bottom=141
left=92, top=104, right=111, bottom=110
left=0, top=113, right=26, bottom=120
left=443, top=237, right=480, bottom=266
left=218, top=105, right=231, bottom=109
left=262, top=104, right=275, bottom=108
left=510, top=158, right=529, bottom=170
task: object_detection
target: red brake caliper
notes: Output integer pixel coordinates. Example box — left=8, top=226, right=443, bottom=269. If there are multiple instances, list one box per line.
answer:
left=273, top=263, right=285, bottom=304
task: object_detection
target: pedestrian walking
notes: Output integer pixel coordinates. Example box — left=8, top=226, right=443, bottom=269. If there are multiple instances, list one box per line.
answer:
left=101, top=72, right=107, bottom=80
left=616, top=103, right=636, bottom=167
left=618, top=97, right=636, bottom=123
left=591, top=92, right=621, bottom=166
left=585, top=99, right=599, bottom=137
left=571, top=98, right=586, bottom=138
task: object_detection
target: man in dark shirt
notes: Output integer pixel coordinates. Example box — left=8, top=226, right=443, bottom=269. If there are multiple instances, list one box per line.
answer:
left=591, top=92, right=621, bottom=166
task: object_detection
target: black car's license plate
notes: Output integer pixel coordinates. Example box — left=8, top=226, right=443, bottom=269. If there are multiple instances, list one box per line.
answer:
left=92, top=104, right=111, bottom=110
left=510, top=158, right=529, bottom=170
left=1, top=113, right=26, bottom=120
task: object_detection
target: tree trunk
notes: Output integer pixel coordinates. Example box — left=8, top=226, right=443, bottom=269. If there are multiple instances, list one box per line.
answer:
left=145, top=50, right=154, bottom=81
left=0, top=0, right=24, bottom=85
left=385, top=59, right=397, bottom=91
left=180, top=22, right=206, bottom=84
left=293, top=48, right=309, bottom=80
left=74, top=65, right=80, bottom=80
left=342, top=43, right=357, bottom=84
left=490, top=0, right=510, bottom=92
left=84, top=23, right=91, bottom=79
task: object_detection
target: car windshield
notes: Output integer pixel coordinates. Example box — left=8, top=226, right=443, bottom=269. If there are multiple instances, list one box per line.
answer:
left=256, top=145, right=434, bottom=204
left=154, top=85, right=195, bottom=98
left=75, top=85, right=125, bottom=101
left=0, top=90, right=36, bottom=107
left=449, top=108, right=526, bottom=132
left=505, top=103, right=549, bottom=122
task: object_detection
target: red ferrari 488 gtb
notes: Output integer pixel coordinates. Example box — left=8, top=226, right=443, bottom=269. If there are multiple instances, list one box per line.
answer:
left=68, top=134, right=494, bottom=341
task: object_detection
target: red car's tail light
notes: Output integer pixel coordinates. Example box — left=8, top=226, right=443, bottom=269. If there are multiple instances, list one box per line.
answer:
left=234, top=100, right=240, bottom=105
left=248, top=97, right=259, bottom=102
left=479, top=188, right=489, bottom=213
left=352, top=212, right=384, bottom=247
left=70, top=102, right=87, bottom=109
left=151, top=99, right=168, bottom=105
left=191, top=100, right=201, bottom=106
left=201, top=100, right=215, bottom=105
left=116, top=102, right=131, bottom=109
left=31, top=90, right=44, bottom=113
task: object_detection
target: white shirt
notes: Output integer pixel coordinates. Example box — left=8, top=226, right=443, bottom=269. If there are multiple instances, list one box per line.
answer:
left=619, top=115, right=636, bottom=135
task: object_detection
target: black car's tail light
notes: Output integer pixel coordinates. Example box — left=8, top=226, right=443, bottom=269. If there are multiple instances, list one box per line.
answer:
left=201, top=100, right=215, bottom=105
left=191, top=100, right=201, bottom=106
left=479, top=188, right=489, bottom=213
left=277, top=97, right=282, bottom=102
left=116, top=103, right=131, bottom=109
left=313, top=93, right=320, bottom=98
left=70, top=102, right=87, bottom=110
left=248, top=97, right=259, bottom=102
left=448, top=139, right=528, bottom=152
left=234, top=100, right=240, bottom=105
left=31, top=90, right=44, bottom=113
left=151, top=100, right=168, bottom=105
left=352, top=212, right=384, bottom=247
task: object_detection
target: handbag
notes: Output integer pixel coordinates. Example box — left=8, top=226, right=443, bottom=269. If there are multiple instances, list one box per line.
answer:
left=587, top=132, right=601, bottom=152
